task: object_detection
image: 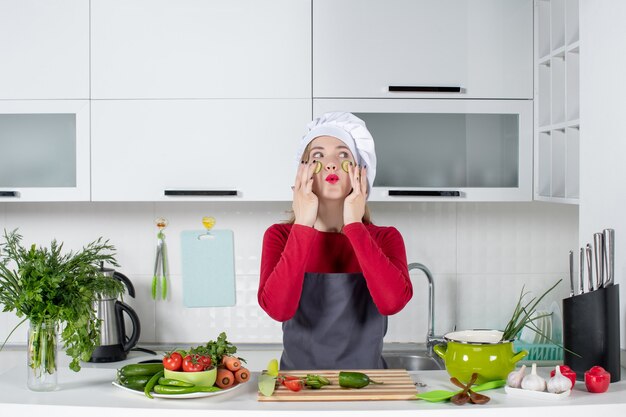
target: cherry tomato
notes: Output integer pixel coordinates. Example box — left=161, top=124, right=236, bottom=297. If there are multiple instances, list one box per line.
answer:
left=585, top=366, right=610, bottom=393
left=198, top=355, right=212, bottom=370
left=162, top=351, right=183, bottom=371
left=283, top=378, right=303, bottom=392
left=550, top=365, right=576, bottom=388
left=182, top=354, right=205, bottom=372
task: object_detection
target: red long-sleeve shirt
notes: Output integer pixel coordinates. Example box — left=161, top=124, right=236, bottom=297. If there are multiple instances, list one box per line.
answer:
left=258, top=222, right=413, bottom=322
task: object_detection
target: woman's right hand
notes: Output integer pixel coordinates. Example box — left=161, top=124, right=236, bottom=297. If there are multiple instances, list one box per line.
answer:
left=292, top=161, right=318, bottom=227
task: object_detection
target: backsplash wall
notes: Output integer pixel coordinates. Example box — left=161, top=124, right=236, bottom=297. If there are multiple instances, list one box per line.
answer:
left=0, top=201, right=578, bottom=346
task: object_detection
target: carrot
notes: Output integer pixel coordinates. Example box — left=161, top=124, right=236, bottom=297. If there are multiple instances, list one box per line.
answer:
left=216, top=368, right=234, bottom=388
left=221, top=355, right=241, bottom=372
left=234, top=367, right=249, bottom=383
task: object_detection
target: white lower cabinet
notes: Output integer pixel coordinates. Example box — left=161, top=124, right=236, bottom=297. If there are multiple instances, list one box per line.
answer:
left=0, top=100, right=90, bottom=201
left=91, top=100, right=312, bottom=201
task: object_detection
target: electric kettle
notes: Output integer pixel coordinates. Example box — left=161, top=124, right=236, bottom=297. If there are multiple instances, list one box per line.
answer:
left=89, top=265, right=141, bottom=362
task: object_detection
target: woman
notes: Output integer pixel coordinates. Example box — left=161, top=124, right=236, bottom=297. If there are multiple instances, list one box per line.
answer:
left=258, top=112, right=412, bottom=370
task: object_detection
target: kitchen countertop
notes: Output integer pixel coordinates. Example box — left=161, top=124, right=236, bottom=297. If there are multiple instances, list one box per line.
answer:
left=1, top=346, right=625, bottom=417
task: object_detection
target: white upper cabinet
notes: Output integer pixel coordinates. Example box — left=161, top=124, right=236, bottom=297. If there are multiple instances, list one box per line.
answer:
left=313, top=0, right=533, bottom=99
left=0, top=0, right=89, bottom=99
left=91, top=99, right=311, bottom=201
left=91, top=0, right=311, bottom=99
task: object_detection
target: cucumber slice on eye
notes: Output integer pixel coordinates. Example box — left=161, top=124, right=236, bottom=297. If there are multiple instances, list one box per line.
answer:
left=341, top=160, right=352, bottom=173
left=313, top=161, right=322, bottom=174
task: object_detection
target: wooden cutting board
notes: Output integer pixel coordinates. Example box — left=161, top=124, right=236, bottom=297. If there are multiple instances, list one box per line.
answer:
left=257, top=369, right=418, bottom=401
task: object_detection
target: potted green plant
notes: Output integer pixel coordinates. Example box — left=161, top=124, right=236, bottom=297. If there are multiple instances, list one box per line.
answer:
left=0, top=229, right=124, bottom=391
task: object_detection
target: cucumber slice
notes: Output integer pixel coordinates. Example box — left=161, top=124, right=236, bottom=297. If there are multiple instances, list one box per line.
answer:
left=313, top=161, right=322, bottom=174
left=341, top=160, right=351, bottom=173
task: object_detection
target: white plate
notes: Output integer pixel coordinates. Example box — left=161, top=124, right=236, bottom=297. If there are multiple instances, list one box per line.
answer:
left=549, top=301, right=563, bottom=343
left=505, top=385, right=571, bottom=400
left=112, top=381, right=243, bottom=399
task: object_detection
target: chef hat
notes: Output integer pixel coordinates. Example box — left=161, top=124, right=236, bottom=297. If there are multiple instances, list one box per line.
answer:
left=297, top=111, right=376, bottom=195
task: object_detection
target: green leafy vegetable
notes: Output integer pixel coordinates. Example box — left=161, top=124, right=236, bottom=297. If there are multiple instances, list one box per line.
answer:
left=0, top=229, right=125, bottom=372
left=189, top=332, right=242, bottom=367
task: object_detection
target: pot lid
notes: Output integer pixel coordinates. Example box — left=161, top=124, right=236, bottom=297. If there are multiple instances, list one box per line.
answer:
left=444, top=329, right=509, bottom=344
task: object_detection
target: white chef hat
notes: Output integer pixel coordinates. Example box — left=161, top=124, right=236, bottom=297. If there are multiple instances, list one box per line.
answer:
left=297, top=111, right=376, bottom=195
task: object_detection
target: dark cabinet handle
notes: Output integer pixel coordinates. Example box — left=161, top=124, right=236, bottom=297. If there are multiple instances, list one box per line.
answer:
left=164, top=190, right=238, bottom=197
left=388, top=190, right=461, bottom=197
left=388, top=86, right=462, bottom=93
left=0, top=191, right=19, bottom=197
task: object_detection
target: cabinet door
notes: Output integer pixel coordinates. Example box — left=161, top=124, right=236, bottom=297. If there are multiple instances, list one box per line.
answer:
left=91, top=0, right=311, bottom=99
left=0, top=0, right=89, bottom=99
left=91, top=100, right=311, bottom=201
left=313, top=0, right=532, bottom=99
left=0, top=100, right=90, bottom=201
left=314, top=99, right=532, bottom=201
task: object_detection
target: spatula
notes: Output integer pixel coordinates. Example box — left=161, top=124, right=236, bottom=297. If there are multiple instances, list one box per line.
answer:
left=415, top=379, right=506, bottom=402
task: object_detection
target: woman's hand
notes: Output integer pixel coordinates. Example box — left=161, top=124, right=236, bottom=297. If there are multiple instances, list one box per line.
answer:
left=292, top=161, right=319, bottom=227
left=343, top=165, right=368, bottom=225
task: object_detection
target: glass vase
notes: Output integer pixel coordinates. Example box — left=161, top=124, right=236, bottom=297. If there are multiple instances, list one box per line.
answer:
left=27, top=319, right=58, bottom=391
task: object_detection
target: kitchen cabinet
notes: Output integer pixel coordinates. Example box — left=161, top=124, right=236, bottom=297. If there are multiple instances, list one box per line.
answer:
left=313, top=0, right=533, bottom=99
left=90, top=0, right=311, bottom=99
left=91, top=99, right=311, bottom=201
left=0, top=0, right=89, bottom=99
left=314, top=99, right=533, bottom=202
left=0, top=100, right=91, bottom=201
left=535, top=0, right=580, bottom=204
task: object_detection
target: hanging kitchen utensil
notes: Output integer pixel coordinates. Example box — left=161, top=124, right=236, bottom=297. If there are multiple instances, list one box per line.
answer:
left=151, top=217, right=169, bottom=300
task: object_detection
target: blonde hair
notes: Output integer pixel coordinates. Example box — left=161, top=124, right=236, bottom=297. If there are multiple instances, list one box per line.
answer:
left=285, top=140, right=372, bottom=225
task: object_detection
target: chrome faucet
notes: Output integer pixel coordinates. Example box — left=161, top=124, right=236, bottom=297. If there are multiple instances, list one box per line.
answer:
left=408, top=262, right=446, bottom=365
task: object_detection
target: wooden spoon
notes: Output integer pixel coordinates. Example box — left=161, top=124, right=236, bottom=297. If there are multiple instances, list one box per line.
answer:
left=449, top=373, right=478, bottom=405
left=450, top=375, right=491, bottom=404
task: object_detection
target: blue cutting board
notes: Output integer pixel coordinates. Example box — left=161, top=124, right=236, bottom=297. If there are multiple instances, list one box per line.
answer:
left=180, top=229, right=236, bottom=307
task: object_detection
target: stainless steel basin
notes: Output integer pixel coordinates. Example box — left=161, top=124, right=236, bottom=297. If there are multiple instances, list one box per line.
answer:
left=382, top=353, right=443, bottom=371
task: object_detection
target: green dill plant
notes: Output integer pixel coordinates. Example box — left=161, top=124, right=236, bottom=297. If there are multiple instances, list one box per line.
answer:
left=0, top=229, right=125, bottom=373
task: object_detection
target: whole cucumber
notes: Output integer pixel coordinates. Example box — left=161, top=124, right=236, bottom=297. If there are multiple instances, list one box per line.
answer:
left=118, top=363, right=164, bottom=377
left=338, top=371, right=383, bottom=389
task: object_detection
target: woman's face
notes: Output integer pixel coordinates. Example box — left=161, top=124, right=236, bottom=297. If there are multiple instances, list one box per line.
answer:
left=306, top=135, right=356, bottom=201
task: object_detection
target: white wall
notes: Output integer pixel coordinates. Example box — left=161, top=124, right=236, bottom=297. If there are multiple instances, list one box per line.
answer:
left=579, top=1, right=626, bottom=349
left=0, top=201, right=577, bottom=347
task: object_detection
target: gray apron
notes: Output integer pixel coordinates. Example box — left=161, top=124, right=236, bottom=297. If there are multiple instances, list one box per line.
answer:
left=280, top=272, right=388, bottom=370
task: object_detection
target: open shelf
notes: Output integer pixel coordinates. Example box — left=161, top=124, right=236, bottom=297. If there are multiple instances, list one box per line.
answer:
left=534, top=0, right=580, bottom=204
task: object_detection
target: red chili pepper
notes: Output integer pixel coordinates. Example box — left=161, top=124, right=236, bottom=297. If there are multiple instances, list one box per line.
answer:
left=584, top=366, right=610, bottom=393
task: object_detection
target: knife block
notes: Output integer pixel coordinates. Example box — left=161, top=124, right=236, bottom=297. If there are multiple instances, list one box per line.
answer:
left=562, top=284, right=620, bottom=382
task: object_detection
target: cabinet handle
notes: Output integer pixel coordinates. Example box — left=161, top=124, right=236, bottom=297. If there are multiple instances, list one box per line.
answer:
left=0, top=191, right=19, bottom=197
left=388, top=86, right=462, bottom=93
left=164, top=190, right=238, bottom=197
left=388, top=190, right=461, bottom=197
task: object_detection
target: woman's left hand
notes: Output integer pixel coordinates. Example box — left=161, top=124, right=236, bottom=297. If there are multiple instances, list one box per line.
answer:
left=343, top=165, right=368, bottom=225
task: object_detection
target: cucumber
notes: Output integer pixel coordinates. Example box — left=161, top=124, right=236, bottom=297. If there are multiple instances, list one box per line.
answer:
left=314, top=161, right=322, bottom=174
left=118, top=363, right=164, bottom=377
left=341, top=160, right=351, bottom=173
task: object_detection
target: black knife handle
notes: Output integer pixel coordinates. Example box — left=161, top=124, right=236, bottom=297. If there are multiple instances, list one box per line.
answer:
left=0, top=191, right=19, bottom=197
left=164, top=190, right=238, bottom=196
left=388, top=190, right=461, bottom=197
left=388, top=86, right=462, bottom=93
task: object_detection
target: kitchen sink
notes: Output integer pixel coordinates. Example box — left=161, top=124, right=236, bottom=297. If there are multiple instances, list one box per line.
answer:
left=382, top=352, right=443, bottom=371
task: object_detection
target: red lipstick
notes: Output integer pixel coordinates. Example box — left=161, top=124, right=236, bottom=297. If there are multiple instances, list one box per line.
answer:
left=325, top=174, right=339, bottom=184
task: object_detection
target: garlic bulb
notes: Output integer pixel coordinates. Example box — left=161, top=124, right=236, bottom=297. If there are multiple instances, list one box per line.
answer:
left=547, top=365, right=572, bottom=393
left=506, top=364, right=527, bottom=388
left=521, top=363, right=547, bottom=391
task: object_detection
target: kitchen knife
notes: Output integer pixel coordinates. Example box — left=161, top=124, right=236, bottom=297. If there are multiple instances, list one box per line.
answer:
left=579, top=247, right=585, bottom=295
left=568, top=250, right=574, bottom=297
left=603, top=228, right=615, bottom=287
left=594, top=233, right=604, bottom=291
left=586, top=244, right=594, bottom=292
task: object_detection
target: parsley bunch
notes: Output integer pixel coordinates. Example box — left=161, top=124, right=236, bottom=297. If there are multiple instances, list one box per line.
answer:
left=0, top=229, right=125, bottom=372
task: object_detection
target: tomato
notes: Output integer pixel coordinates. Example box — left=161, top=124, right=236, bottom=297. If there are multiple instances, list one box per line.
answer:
left=550, top=365, right=576, bottom=388
left=182, top=354, right=205, bottom=372
left=283, top=378, right=303, bottom=392
left=198, top=355, right=212, bottom=370
left=585, top=366, right=610, bottom=393
left=162, top=352, right=183, bottom=371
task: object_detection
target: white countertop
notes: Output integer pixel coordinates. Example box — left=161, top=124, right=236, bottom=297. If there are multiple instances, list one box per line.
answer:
left=1, top=347, right=625, bottom=417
